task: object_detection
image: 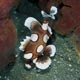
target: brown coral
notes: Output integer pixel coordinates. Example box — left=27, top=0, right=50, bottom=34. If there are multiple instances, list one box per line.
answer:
left=0, top=18, right=17, bottom=69
left=53, top=0, right=80, bottom=35
left=0, top=0, right=18, bottom=69
left=0, top=0, right=18, bottom=19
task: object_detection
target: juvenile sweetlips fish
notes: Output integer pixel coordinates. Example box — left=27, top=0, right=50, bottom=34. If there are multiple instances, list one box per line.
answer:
left=19, top=17, right=56, bottom=70
left=19, top=5, right=58, bottom=70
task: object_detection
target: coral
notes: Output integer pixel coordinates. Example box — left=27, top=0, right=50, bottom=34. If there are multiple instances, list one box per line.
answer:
left=53, top=0, right=80, bottom=35
left=0, top=18, right=17, bottom=69
left=0, top=0, right=18, bottom=19
left=0, top=0, right=18, bottom=69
